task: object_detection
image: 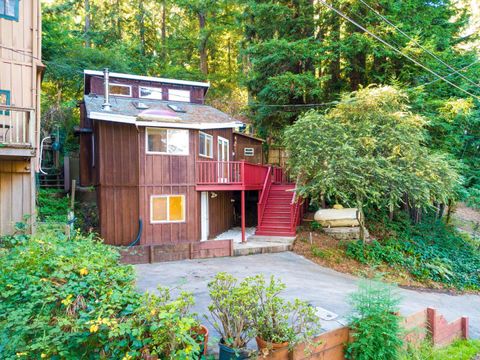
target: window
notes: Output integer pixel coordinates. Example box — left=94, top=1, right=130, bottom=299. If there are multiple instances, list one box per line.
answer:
left=146, top=128, right=189, bottom=155
left=0, top=90, right=10, bottom=115
left=244, top=148, right=255, bottom=157
left=168, top=89, right=190, bottom=102
left=0, top=0, right=19, bottom=21
left=109, top=84, right=132, bottom=97
left=140, top=86, right=163, bottom=100
left=199, top=132, right=213, bottom=158
left=151, top=195, right=185, bottom=223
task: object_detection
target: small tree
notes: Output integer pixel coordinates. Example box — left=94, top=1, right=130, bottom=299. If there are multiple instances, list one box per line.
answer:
left=345, top=280, right=403, bottom=360
left=284, top=86, right=461, bottom=238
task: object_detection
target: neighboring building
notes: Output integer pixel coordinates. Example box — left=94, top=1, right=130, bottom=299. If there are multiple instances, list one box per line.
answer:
left=0, top=1, right=43, bottom=235
left=79, top=70, right=302, bottom=249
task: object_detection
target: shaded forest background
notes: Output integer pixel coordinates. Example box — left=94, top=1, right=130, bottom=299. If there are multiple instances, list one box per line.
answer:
left=41, top=0, right=480, bottom=205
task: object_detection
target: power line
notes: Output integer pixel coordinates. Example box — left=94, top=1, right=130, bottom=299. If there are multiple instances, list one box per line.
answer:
left=357, top=0, right=480, bottom=90
left=317, top=0, right=480, bottom=101
left=412, top=59, right=480, bottom=89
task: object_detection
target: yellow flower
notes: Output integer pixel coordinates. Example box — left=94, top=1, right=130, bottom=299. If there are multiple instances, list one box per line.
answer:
left=61, top=294, right=73, bottom=306
left=184, top=346, right=192, bottom=354
left=16, top=353, right=28, bottom=357
left=79, top=268, right=89, bottom=276
left=41, top=353, right=47, bottom=359
left=150, top=309, right=157, bottom=316
left=122, top=354, right=132, bottom=360
left=90, top=324, right=99, bottom=333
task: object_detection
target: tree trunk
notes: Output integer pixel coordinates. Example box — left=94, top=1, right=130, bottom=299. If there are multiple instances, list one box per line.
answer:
left=198, top=13, right=208, bottom=75
left=84, top=0, right=91, bottom=48
left=356, top=197, right=366, bottom=243
left=161, top=0, right=166, bottom=61
left=138, top=0, right=146, bottom=56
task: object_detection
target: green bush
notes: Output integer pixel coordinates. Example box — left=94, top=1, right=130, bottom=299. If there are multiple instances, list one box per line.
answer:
left=0, top=229, right=202, bottom=359
left=345, top=212, right=480, bottom=290
left=37, top=189, right=70, bottom=223
left=401, top=339, right=480, bottom=360
left=345, top=280, right=403, bottom=360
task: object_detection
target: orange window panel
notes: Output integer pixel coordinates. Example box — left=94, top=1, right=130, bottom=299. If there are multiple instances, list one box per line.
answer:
left=151, top=196, right=168, bottom=222
left=169, top=195, right=185, bottom=221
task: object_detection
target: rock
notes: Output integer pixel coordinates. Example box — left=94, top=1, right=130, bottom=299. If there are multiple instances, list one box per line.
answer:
left=322, top=226, right=370, bottom=241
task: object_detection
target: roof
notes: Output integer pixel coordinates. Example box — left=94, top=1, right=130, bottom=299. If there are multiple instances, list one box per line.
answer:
left=84, top=70, right=210, bottom=88
left=84, top=95, right=244, bottom=130
left=233, top=131, right=265, bottom=143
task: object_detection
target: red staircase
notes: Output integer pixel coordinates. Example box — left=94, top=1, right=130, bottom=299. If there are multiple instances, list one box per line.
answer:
left=256, top=168, right=304, bottom=237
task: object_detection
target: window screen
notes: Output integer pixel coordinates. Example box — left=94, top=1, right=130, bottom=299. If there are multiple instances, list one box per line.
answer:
left=0, top=0, right=18, bottom=20
left=109, top=84, right=132, bottom=97
left=147, top=128, right=189, bottom=155
left=199, top=132, right=213, bottom=158
left=140, top=86, right=163, bottom=100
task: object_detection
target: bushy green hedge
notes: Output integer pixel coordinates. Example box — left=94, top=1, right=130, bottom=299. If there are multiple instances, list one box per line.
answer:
left=345, top=213, right=480, bottom=290
left=37, top=189, right=70, bottom=223
left=0, top=228, right=202, bottom=359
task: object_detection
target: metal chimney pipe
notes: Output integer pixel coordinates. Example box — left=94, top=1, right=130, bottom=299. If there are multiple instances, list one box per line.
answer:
left=102, top=68, right=112, bottom=111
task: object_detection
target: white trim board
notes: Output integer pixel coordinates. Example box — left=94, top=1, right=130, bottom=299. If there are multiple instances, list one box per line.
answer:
left=84, top=70, right=210, bottom=88
left=89, top=111, right=243, bottom=130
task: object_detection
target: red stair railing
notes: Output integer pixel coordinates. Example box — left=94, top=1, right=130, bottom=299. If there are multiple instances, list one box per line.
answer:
left=257, top=166, right=272, bottom=226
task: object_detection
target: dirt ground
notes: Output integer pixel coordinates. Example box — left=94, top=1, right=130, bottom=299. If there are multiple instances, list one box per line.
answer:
left=453, top=202, right=480, bottom=236
left=292, top=229, right=456, bottom=292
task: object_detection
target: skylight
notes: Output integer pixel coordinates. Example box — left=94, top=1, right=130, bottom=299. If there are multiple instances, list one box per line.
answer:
left=168, top=104, right=186, bottom=113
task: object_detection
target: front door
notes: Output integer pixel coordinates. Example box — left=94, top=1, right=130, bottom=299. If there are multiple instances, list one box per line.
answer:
left=218, top=136, right=229, bottom=182
left=201, top=192, right=209, bottom=241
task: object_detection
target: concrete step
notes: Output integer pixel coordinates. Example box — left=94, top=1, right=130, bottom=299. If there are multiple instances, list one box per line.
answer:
left=247, top=235, right=296, bottom=244
left=233, top=241, right=292, bottom=256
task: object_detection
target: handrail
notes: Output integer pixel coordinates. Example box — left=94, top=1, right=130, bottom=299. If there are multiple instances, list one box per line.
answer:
left=257, top=166, right=272, bottom=226
left=196, top=160, right=269, bottom=187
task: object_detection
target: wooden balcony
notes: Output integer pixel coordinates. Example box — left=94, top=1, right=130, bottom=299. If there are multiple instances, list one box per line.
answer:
left=196, top=160, right=269, bottom=191
left=0, top=105, right=36, bottom=158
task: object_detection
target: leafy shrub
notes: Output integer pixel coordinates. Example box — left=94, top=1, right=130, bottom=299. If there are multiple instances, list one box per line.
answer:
left=207, top=272, right=259, bottom=350
left=345, top=280, right=403, bottom=360
left=310, top=221, right=322, bottom=232
left=345, top=213, right=480, bottom=290
left=0, top=229, right=202, bottom=359
left=400, top=339, right=480, bottom=360
left=37, top=189, right=70, bottom=222
left=466, top=186, right=480, bottom=209
left=252, top=276, right=321, bottom=350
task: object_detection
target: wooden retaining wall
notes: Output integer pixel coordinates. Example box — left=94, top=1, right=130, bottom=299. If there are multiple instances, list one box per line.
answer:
left=119, top=239, right=233, bottom=264
left=263, top=307, right=469, bottom=359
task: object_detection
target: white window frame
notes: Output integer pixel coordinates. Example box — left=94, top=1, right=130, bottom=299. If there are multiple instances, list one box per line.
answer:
left=168, top=89, right=191, bottom=102
left=146, top=127, right=189, bottom=156
left=139, top=86, right=163, bottom=100
left=199, top=131, right=213, bottom=158
left=244, top=147, right=255, bottom=157
left=150, top=194, right=186, bottom=224
left=109, top=83, right=132, bottom=97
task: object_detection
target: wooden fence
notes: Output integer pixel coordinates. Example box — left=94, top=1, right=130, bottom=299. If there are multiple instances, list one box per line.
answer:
left=263, top=307, right=469, bottom=359
left=119, top=239, right=233, bottom=264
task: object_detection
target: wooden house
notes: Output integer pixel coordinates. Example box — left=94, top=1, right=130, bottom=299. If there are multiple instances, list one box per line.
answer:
left=79, top=70, right=302, bottom=252
left=0, top=0, right=43, bottom=235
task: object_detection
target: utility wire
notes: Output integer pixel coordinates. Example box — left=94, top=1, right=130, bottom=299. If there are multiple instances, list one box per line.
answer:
left=357, top=0, right=480, bottom=89
left=412, top=59, right=480, bottom=89
left=317, top=0, right=480, bottom=101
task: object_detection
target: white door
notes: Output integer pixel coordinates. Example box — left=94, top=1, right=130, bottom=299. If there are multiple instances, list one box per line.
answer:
left=217, top=136, right=230, bottom=183
left=201, top=192, right=209, bottom=241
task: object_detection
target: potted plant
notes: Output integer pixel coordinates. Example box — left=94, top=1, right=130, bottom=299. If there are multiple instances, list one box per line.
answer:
left=206, top=273, right=259, bottom=359
left=139, top=287, right=207, bottom=359
left=252, top=276, right=321, bottom=359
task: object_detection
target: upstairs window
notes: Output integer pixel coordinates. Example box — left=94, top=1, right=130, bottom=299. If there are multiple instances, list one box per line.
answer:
left=0, top=0, right=19, bottom=21
left=168, top=89, right=190, bottom=102
left=146, top=128, right=189, bottom=155
left=244, top=148, right=255, bottom=157
left=140, top=86, right=163, bottom=100
left=151, top=195, right=185, bottom=223
left=199, top=132, right=213, bottom=158
left=109, top=83, right=132, bottom=97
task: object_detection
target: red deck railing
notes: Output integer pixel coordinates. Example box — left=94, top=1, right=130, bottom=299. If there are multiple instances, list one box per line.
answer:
left=196, top=161, right=269, bottom=188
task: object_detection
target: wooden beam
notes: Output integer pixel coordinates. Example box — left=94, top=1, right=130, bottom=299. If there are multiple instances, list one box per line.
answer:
left=241, top=190, right=246, bottom=243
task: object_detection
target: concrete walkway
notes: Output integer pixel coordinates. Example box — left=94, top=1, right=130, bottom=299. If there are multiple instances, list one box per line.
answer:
left=135, top=252, right=480, bottom=340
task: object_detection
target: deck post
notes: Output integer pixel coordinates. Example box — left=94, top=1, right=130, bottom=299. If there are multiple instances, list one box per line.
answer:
left=241, top=190, right=246, bottom=243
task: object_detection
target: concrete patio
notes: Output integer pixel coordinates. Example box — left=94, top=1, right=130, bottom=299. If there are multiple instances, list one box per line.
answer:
left=135, top=252, right=480, bottom=343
